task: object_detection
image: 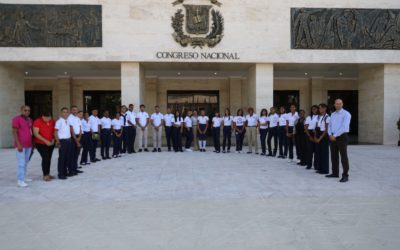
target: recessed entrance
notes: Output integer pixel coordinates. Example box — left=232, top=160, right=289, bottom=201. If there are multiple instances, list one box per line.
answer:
left=167, top=91, right=219, bottom=116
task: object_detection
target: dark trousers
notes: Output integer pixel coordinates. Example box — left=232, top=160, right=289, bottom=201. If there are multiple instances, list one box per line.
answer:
left=295, top=133, right=307, bottom=165
left=113, top=130, right=122, bottom=156
left=70, top=138, right=80, bottom=173
left=306, top=131, right=317, bottom=169
left=330, top=133, right=350, bottom=177
left=165, top=126, right=173, bottom=150
left=58, top=139, right=71, bottom=178
left=185, top=128, right=193, bottom=149
left=90, top=133, right=99, bottom=161
left=235, top=126, right=244, bottom=151
left=213, top=127, right=221, bottom=152
left=278, top=126, right=288, bottom=157
left=287, top=126, right=295, bottom=159
left=316, top=130, right=330, bottom=174
left=267, top=127, right=278, bottom=155
left=101, top=129, right=111, bottom=158
left=222, top=126, right=232, bottom=151
left=173, top=127, right=182, bottom=151
left=80, top=132, right=92, bottom=164
left=36, top=143, right=55, bottom=176
left=260, top=129, right=268, bottom=154
left=122, top=127, right=129, bottom=153
left=126, top=126, right=136, bottom=153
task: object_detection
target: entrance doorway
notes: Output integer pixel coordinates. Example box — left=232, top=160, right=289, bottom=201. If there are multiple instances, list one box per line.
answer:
left=25, top=91, right=53, bottom=119
left=83, top=91, right=121, bottom=117
left=167, top=91, right=219, bottom=116
left=273, top=90, right=300, bottom=110
left=328, top=90, right=359, bottom=137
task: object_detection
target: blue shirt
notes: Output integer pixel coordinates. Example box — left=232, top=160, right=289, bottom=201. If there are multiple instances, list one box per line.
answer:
left=328, top=109, right=351, bottom=137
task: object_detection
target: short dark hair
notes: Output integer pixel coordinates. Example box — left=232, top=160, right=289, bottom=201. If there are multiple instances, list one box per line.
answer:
left=41, top=110, right=52, bottom=117
left=140, top=104, right=145, bottom=108
left=61, top=107, right=68, bottom=112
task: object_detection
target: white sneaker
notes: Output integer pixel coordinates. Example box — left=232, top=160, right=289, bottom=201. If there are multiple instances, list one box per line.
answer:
left=25, top=178, right=33, bottom=182
left=297, top=159, right=301, bottom=164
left=186, top=149, right=193, bottom=152
left=288, top=159, right=293, bottom=163
left=17, top=181, right=28, bottom=188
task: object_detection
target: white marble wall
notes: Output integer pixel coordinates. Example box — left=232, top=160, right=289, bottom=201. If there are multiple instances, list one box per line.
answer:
left=0, top=0, right=399, bottom=64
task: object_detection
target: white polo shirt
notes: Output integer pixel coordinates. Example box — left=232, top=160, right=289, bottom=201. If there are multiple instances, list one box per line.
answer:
left=100, top=117, right=112, bottom=129
left=223, top=116, right=233, bottom=126
left=111, top=118, right=123, bottom=130
left=127, top=111, right=136, bottom=126
left=286, top=112, right=299, bottom=127
left=184, top=116, right=192, bottom=128
left=151, top=112, right=164, bottom=127
left=136, top=111, right=149, bottom=127
left=305, top=115, right=319, bottom=130
left=172, top=117, right=184, bottom=126
left=81, top=119, right=91, bottom=132
left=67, top=114, right=82, bottom=135
left=259, top=116, right=269, bottom=129
left=233, top=116, right=246, bottom=126
left=89, top=115, right=101, bottom=133
left=55, top=118, right=71, bottom=139
left=268, top=113, right=279, bottom=128
left=317, top=114, right=330, bottom=132
left=246, top=114, right=259, bottom=127
left=212, top=117, right=222, bottom=127
left=120, top=112, right=129, bottom=127
left=191, top=116, right=198, bottom=126
left=164, top=113, right=174, bottom=126
left=278, top=113, right=287, bottom=127
left=198, top=116, right=209, bottom=125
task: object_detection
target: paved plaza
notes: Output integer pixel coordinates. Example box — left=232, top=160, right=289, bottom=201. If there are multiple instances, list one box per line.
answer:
left=0, top=145, right=400, bottom=250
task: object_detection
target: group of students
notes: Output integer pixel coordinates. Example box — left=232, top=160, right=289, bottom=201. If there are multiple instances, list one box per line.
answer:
left=11, top=98, right=351, bottom=187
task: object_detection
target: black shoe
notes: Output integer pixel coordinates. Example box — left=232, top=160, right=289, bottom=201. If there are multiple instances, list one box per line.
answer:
left=59, top=176, right=67, bottom=180
left=67, top=173, right=76, bottom=177
left=90, top=160, right=96, bottom=163
left=138, top=149, right=143, bottom=152
left=168, top=148, right=171, bottom=152
left=95, top=158, right=101, bottom=162
left=152, top=148, right=157, bottom=152
left=102, top=157, right=107, bottom=160
left=144, top=149, right=149, bottom=152
left=106, top=157, right=112, bottom=160
left=132, top=150, right=136, bottom=153
left=326, top=174, right=339, bottom=178
left=306, top=166, right=312, bottom=170
left=261, top=153, right=266, bottom=156
left=80, top=162, right=86, bottom=166
left=158, top=148, right=161, bottom=152
left=340, top=176, right=349, bottom=183
left=247, top=152, right=252, bottom=154
left=76, top=170, right=84, bottom=174
left=216, top=151, right=220, bottom=153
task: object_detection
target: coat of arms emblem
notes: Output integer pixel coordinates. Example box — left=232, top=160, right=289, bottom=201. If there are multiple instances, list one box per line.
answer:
left=171, top=0, right=224, bottom=48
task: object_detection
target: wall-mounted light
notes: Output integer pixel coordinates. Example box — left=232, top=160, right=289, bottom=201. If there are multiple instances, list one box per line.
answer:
left=304, top=72, right=308, bottom=76
left=339, top=72, right=343, bottom=76
left=177, top=72, right=181, bottom=76
left=24, top=72, right=29, bottom=75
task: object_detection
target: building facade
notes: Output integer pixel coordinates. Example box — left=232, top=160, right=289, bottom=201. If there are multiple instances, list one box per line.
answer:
left=0, top=0, right=400, bottom=147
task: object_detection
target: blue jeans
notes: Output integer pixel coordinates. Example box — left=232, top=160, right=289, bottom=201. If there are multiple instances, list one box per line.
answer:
left=16, top=148, right=32, bottom=182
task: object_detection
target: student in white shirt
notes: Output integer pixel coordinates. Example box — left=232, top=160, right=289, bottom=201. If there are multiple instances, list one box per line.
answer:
left=259, top=109, right=269, bottom=155
left=277, top=106, right=288, bottom=159
left=126, top=105, right=137, bottom=154
left=150, top=106, right=164, bottom=152
left=295, top=110, right=307, bottom=166
left=172, top=110, right=184, bottom=152
left=286, top=104, right=299, bottom=162
left=304, top=105, right=319, bottom=170
left=89, top=109, right=101, bottom=162
left=315, top=103, right=330, bottom=175
left=120, top=105, right=129, bottom=154
left=233, top=108, right=246, bottom=153
left=111, top=112, right=124, bottom=158
left=245, top=107, right=259, bottom=154
left=184, top=110, right=193, bottom=151
left=100, top=110, right=112, bottom=160
left=67, top=106, right=83, bottom=176
left=54, top=107, right=71, bottom=180
left=197, top=109, right=209, bottom=152
left=222, top=108, right=233, bottom=153
left=136, top=104, right=150, bottom=152
left=212, top=111, right=222, bottom=153
left=80, top=112, right=92, bottom=166
left=267, top=107, right=279, bottom=157
left=163, top=108, right=174, bottom=152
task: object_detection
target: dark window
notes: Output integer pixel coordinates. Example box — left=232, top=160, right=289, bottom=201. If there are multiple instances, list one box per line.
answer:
left=273, top=90, right=300, bottom=111
left=25, top=91, right=52, bottom=120
left=83, top=91, right=121, bottom=117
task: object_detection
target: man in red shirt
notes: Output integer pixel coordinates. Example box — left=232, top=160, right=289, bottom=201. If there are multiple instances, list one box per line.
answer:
left=12, top=105, right=33, bottom=188
left=33, top=110, right=56, bottom=181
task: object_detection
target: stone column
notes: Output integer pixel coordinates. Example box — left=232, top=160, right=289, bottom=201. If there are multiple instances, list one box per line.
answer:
left=121, top=62, right=145, bottom=110
left=247, top=64, right=274, bottom=113
left=53, top=76, right=72, bottom=119
left=0, top=64, right=25, bottom=148
left=359, top=64, right=400, bottom=145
